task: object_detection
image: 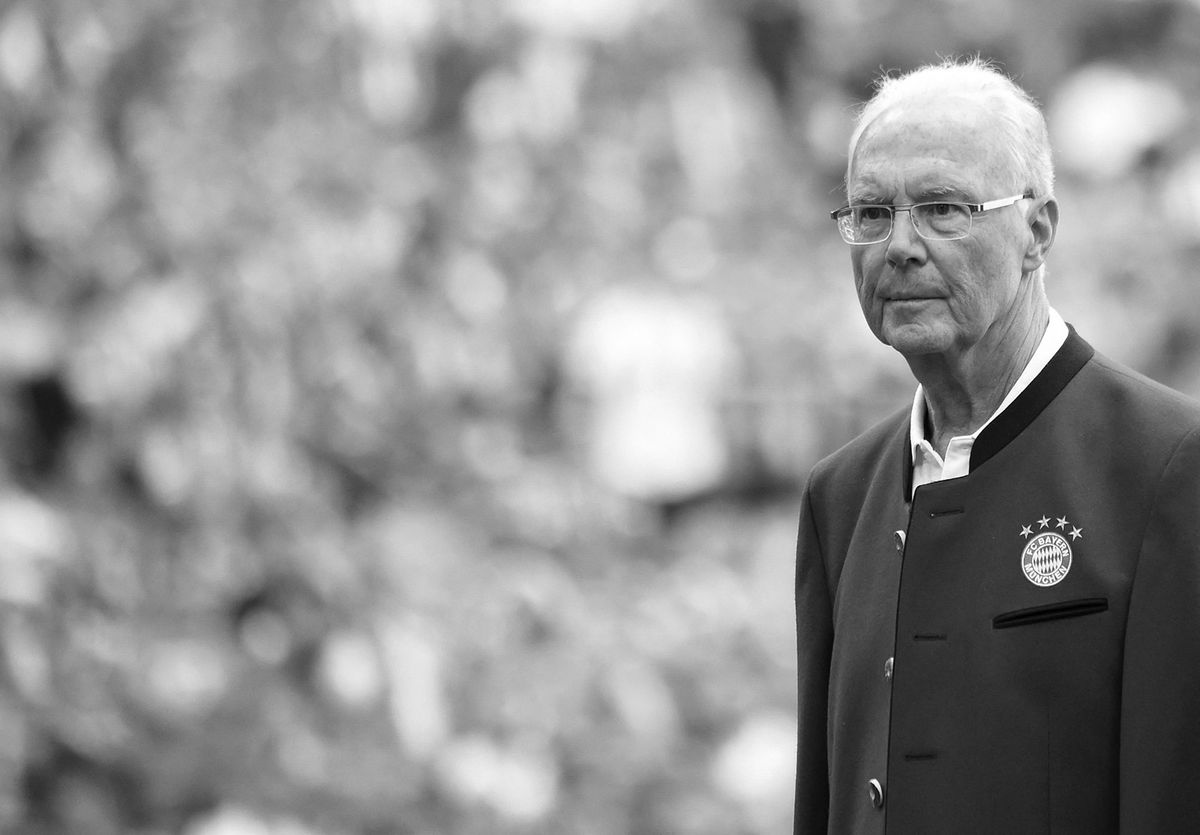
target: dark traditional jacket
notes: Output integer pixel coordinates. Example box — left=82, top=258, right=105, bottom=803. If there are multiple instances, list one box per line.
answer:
left=794, top=329, right=1200, bottom=834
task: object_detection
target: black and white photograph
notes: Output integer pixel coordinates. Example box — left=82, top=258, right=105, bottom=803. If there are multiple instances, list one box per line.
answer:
left=0, top=1, right=1198, bottom=833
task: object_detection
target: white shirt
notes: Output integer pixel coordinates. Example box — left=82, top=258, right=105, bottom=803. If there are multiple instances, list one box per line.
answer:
left=909, top=308, right=1068, bottom=496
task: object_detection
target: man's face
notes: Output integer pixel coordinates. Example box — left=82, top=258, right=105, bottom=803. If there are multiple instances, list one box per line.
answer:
left=847, top=99, right=1033, bottom=362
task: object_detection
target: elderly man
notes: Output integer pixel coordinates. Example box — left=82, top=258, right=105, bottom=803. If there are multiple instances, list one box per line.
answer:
left=794, top=58, right=1200, bottom=833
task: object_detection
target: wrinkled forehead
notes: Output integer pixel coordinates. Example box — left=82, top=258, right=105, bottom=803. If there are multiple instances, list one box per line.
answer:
left=849, top=96, right=1013, bottom=194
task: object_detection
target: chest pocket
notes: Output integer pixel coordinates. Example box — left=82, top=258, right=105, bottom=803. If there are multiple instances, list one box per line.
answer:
left=992, top=597, right=1108, bottom=629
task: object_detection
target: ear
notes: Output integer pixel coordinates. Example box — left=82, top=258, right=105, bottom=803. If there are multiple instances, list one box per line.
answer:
left=1023, top=196, right=1058, bottom=275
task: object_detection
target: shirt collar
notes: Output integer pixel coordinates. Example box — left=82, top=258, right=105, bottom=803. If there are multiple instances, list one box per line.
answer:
left=909, top=307, right=1070, bottom=460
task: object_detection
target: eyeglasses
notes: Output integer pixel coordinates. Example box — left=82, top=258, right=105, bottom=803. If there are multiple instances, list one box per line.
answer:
left=830, top=192, right=1033, bottom=245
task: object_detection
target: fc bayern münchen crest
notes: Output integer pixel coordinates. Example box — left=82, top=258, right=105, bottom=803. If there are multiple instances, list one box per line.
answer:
left=1019, top=515, right=1082, bottom=587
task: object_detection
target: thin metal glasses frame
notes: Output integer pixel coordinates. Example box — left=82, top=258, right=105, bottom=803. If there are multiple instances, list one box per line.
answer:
left=830, top=191, right=1034, bottom=245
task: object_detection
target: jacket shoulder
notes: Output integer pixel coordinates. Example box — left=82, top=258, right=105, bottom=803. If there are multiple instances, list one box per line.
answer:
left=1083, top=352, right=1200, bottom=434
left=808, top=405, right=908, bottom=499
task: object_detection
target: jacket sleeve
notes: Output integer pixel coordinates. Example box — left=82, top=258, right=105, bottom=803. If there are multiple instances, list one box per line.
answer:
left=1119, top=426, right=1200, bottom=831
left=795, top=478, right=832, bottom=834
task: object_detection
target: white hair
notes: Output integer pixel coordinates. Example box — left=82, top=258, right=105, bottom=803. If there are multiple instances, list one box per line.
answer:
left=847, top=57, right=1055, bottom=198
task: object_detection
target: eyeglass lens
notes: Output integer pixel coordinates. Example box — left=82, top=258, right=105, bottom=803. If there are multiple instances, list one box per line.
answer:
left=842, top=203, right=973, bottom=243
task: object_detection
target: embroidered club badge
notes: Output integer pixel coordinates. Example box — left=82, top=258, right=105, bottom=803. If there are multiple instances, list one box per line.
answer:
left=1019, top=515, right=1081, bottom=587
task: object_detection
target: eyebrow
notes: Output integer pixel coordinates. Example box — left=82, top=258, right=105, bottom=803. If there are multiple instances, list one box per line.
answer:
left=846, top=184, right=972, bottom=205
left=846, top=190, right=887, bottom=205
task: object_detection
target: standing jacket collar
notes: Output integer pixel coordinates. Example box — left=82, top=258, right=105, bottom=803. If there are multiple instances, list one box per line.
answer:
left=901, top=326, right=1095, bottom=501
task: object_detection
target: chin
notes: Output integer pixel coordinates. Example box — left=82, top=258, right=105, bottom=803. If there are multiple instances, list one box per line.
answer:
left=881, top=324, right=953, bottom=357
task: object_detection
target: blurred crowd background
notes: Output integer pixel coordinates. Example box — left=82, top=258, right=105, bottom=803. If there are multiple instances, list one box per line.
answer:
left=2, top=0, right=1200, bottom=832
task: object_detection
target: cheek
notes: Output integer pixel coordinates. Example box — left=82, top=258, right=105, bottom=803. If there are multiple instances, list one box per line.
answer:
left=852, top=269, right=888, bottom=337
left=850, top=253, right=878, bottom=298
left=962, top=250, right=1021, bottom=305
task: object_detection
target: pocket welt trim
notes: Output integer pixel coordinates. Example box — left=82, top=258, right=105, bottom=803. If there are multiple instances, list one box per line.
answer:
left=992, top=597, right=1109, bottom=629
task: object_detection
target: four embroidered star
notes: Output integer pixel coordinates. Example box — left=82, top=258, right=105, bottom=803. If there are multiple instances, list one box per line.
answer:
left=1023, top=514, right=1087, bottom=547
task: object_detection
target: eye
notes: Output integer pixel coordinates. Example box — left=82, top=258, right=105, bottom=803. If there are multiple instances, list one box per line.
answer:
left=926, top=202, right=957, bottom=217
left=858, top=206, right=889, bottom=222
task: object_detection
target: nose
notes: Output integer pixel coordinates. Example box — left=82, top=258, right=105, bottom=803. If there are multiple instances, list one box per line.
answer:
left=885, top=207, right=926, bottom=268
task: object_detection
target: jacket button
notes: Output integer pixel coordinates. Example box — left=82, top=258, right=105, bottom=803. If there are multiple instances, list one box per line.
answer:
left=884, top=657, right=893, bottom=680
left=868, top=778, right=885, bottom=809
left=893, top=530, right=906, bottom=552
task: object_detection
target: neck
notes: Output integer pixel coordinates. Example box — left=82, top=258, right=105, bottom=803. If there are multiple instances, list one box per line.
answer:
left=910, top=303, right=1050, bottom=457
